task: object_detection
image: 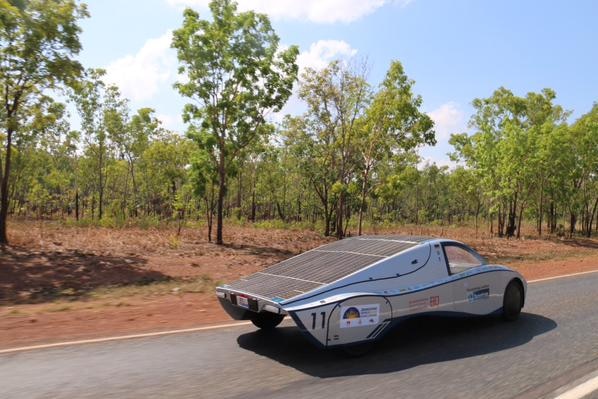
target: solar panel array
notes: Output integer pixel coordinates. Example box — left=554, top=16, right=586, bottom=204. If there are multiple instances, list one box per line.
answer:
left=225, top=236, right=430, bottom=300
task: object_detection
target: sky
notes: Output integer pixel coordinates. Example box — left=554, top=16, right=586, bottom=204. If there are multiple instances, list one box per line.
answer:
left=77, top=0, right=598, bottom=167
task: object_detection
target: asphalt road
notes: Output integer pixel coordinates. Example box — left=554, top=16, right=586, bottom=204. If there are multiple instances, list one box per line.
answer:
left=1, top=273, right=597, bottom=399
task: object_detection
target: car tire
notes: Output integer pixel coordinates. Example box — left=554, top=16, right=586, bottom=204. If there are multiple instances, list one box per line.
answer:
left=502, top=281, right=523, bottom=321
left=251, top=312, right=284, bottom=330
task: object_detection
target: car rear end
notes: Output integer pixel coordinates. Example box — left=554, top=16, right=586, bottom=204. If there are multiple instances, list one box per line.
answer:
left=216, top=287, right=287, bottom=320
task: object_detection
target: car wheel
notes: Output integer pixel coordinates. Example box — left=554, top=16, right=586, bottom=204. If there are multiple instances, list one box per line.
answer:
left=251, top=312, right=284, bottom=330
left=502, top=281, right=523, bottom=321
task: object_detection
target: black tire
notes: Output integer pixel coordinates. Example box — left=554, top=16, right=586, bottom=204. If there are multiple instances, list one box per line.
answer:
left=250, top=312, right=284, bottom=330
left=502, top=281, right=523, bottom=321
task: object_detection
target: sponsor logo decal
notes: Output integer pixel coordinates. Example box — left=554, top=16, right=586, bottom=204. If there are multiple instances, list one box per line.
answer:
left=410, top=295, right=441, bottom=310
left=340, top=304, right=380, bottom=328
left=467, top=285, right=490, bottom=302
left=409, top=298, right=429, bottom=311
left=343, top=307, right=360, bottom=319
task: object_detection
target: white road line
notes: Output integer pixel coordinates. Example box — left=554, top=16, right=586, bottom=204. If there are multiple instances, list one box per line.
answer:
left=554, top=373, right=598, bottom=399
left=528, top=269, right=598, bottom=284
left=1, top=268, right=597, bottom=355
left=0, top=321, right=253, bottom=355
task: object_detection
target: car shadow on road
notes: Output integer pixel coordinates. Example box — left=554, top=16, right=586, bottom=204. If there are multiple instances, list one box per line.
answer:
left=237, top=312, right=556, bottom=378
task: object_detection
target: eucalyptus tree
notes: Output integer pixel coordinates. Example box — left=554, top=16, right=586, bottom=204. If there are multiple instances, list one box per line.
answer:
left=172, top=0, right=299, bottom=244
left=451, top=88, right=568, bottom=238
left=139, top=132, right=193, bottom=219
left=0, top=0, right=88, bottom=244
left=569, top=104, right=598, bottom=236
left=298, top=61, right=370, bottom=238
left=72, top=69, right=122, bottom=220
left=356, top=60, right=435, bottom=235
left=109, top=107, right=164, bottom=217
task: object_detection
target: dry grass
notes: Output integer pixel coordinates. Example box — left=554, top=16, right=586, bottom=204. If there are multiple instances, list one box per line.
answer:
left=3, top=219, right=597, bottom=307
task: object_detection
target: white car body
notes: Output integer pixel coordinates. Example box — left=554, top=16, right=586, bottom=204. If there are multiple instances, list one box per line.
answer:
left=216, top=236, right=527, bottom=348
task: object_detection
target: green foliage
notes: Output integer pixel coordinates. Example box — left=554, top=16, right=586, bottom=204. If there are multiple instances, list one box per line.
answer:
left=1, top=1, right=596, bottom=242
left=0, top=0, right=88, bottom=243
left=172, top=0, right=299, bottom=244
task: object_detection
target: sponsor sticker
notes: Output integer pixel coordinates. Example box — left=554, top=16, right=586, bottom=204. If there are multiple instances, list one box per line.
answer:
left=340, top=304, right=380, bottom=328
left=237, top=295, right=249, bottom=308
left=409, top=298, right=428, bottom=311
left=467, top=285, right=490, bottom=303
left=410, top=295, right=441, bottom=310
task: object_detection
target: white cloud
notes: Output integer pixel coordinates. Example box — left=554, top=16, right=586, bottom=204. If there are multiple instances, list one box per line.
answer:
left=156, top=113, right=180, bottom=131
left=417, top=102, right=467, bottom=169
left=427, top=102, right=465, bottom=141
left=166, top=0, right=412, bottom=24
left=271, top=39, right=358, bottom=122
left=105, top=31, right=175, bottom=102
left=296, top=40, right=357, bottom=71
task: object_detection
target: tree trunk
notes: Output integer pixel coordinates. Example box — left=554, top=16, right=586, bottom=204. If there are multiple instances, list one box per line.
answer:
left=549, top=202, right=556, bottom=234
left=236, top=169, right=242, bottom=219
left=75, top=190, right=80, bottom=221
left=216, top=146, right=226, bottom=245
left=587, top=197, right=598, bottom=238
left=474, top=201, right=480, bottom=239
left=324, top=203, right=331, bottom=237
left=516, top=204, right=524, bottom=239
left=506, top=196, right=517, bottom=238
left=358, top=167, right=370, bottom=236
left=0, top=128, right=14, bottom=245
left=128, top=157, right=138, bottom=218
left=538, top=180, right=544, bottom=236
left=98, top=144, right=104, bottom=220
left=206, top=183, right=215, bottom=242
left=336, top=191, right=345, bottom=239
left=275, top=201, right=285, bottom=221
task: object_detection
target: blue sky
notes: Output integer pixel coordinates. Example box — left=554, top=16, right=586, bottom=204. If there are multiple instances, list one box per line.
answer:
left=77, top=0, right=598, bottom=166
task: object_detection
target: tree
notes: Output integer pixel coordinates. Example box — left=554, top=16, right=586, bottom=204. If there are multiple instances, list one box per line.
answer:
left=356, top=60, right=435, bottom=235
left=297, top=61, right=370, bottom=238
left=172, top=0, right=299, bottom=244
left=569, top=104, right=598, bottom=237
left=0, top=0, right=88, bottom=244
left=451, top=87, right=568, bottom=238
left=110, top=107, right=163, bottom=217
left=72, top=69, right=123, bottom=220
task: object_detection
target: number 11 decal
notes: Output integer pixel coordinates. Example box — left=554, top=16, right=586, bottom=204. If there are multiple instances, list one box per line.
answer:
left=311, top=312, right=326, bottom=329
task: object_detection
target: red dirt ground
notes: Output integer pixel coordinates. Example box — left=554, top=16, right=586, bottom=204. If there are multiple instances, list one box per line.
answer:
left=1, top=221, right=597, bottom=349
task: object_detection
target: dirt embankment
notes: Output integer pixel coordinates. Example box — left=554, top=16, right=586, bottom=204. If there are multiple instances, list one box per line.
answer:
left=1, top=221, right=597, bottom=349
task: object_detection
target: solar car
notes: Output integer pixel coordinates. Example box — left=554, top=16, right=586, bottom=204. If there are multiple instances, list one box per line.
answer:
left=216, top=236, right=527, bottom=350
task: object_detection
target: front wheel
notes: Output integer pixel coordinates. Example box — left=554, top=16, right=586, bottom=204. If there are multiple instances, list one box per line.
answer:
left=251, top=312, right=284, bottom=330
left=502, top=281, right=523, bottom=321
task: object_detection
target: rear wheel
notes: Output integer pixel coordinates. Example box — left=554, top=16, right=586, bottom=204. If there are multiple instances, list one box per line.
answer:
left=251, top=312, right=284, bottom=330
left=502, top=281, right=523, bottom=321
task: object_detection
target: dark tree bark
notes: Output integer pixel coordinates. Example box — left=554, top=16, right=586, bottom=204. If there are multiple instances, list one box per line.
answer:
left=0, top=127, right=14, bottom=245
left=216, top=144, right=226, bottom=245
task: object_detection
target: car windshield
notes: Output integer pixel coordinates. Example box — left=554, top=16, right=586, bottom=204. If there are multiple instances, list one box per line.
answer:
left=444, top=245, right=484, bottom=274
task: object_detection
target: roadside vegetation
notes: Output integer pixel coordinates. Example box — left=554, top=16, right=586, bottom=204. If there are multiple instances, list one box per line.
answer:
left=1, top=0, right=596, bottom=251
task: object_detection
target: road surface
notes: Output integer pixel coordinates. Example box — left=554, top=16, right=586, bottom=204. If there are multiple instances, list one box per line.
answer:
left=1, top=273, right=597, bottom=399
